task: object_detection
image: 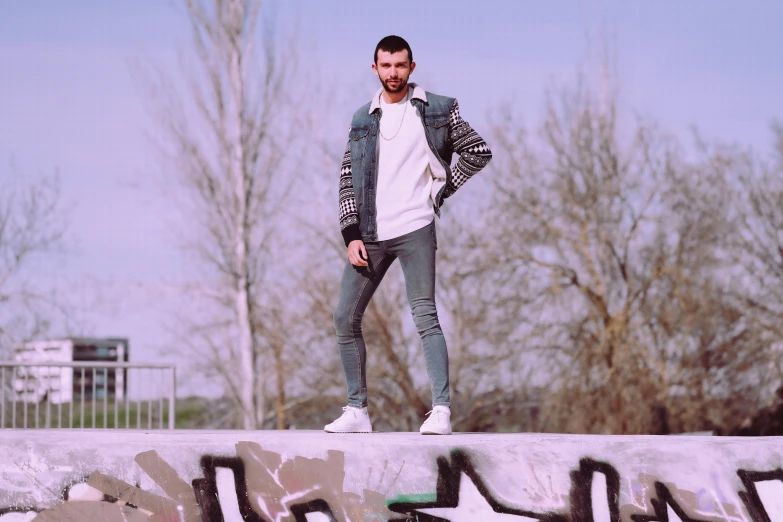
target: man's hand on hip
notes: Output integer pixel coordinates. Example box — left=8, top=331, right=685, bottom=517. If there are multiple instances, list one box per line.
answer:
left=347, top=240, right=369, bottom=267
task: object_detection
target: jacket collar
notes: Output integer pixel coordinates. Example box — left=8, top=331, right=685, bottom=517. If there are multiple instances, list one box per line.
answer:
left=369, top=82, right=427, bottom=113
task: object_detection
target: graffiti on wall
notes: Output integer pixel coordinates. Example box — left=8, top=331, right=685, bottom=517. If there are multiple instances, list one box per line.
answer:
left=0, top=445, right=781, bottom=522
left=387, top=452, right=783, bottom=522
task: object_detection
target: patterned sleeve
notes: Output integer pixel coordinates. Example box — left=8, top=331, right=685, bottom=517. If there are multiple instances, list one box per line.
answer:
left=445, top=99, right=492, bottom=196
left=338, top=128, right=362, bottom=246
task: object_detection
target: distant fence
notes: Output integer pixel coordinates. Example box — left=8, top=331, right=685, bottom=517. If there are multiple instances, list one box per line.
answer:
left=0, top=362, right=176, bottom=430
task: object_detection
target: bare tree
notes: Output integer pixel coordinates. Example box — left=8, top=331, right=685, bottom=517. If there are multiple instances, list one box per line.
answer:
left=734, top=124, right=783, bottom=332
left=144, top=0, right=297, bottom=429
left=0, top=169, right=69, bottom=354
left=483, top=84, right=774, bottom=434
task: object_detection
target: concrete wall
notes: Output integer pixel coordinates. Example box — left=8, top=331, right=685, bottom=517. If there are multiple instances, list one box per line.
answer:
left=0, top=430, right=780, bottom=522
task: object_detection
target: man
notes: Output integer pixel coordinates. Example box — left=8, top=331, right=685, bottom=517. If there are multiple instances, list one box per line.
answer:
left=326, top=35, right=492, bottom=435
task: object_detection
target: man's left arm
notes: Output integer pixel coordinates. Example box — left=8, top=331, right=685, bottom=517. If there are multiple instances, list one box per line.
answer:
left=443, top=99, right=493, bottom=199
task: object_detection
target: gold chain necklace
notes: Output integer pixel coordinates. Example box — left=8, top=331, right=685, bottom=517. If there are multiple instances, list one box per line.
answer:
left=378, top=89, right=410, bottom=141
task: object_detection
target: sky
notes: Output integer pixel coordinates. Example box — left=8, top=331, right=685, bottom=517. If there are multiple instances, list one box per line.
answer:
left=0, top=0, right=781, bottom=394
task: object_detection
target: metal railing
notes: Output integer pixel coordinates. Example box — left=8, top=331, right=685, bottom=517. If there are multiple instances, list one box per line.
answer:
left=0, top=362, right=176, bottom=430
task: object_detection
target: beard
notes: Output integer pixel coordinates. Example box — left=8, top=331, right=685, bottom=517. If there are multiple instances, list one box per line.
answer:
left=380, top=75, right=409, bottom=93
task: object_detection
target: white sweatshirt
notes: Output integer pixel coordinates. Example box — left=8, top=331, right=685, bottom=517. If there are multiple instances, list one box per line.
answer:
left=376, top=92, right=442, bottom=241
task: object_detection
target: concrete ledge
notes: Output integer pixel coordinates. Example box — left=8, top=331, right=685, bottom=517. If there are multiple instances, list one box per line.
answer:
left=0, top=430, right=780, bottom=521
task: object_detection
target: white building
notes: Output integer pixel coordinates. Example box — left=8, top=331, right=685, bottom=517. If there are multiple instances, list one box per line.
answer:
left=12, top=338, right=129, bottom=404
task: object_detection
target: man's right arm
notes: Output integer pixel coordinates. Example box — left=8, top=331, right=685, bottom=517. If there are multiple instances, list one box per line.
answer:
left=338, top=128, right=362, bottom=247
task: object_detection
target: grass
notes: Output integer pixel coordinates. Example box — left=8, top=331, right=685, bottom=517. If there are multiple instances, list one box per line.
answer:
left=0, top=398, right=172, bottom=429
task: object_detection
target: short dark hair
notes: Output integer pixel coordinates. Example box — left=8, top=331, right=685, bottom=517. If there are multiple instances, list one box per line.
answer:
left=374, top=35, right=413, bottom=64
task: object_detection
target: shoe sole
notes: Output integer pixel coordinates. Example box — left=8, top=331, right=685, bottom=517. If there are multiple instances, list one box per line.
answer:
left=420, top=430, right=452, bottom=435
left=324, top=427, right=373, bottom=433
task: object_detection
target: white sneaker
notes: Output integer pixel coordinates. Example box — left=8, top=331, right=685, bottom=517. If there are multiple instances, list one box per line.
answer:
left=324, top=405, right=373, bottom=433
left=420, top=405, right=452, bottom=435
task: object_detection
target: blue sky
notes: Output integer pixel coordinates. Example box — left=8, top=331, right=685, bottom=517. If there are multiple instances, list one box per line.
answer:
left=0, top=1, right=781, bottom=381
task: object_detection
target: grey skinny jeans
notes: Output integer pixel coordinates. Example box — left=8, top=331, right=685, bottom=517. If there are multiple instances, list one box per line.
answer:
left=333, top=220, right=450, bottom=409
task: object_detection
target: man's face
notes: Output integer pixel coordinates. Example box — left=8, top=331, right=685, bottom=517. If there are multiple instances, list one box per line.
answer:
left=372, top=49, right=416, bottom=93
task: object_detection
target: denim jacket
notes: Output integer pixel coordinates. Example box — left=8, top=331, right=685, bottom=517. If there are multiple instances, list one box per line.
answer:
left=338, top=83, right=492, bottom=246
